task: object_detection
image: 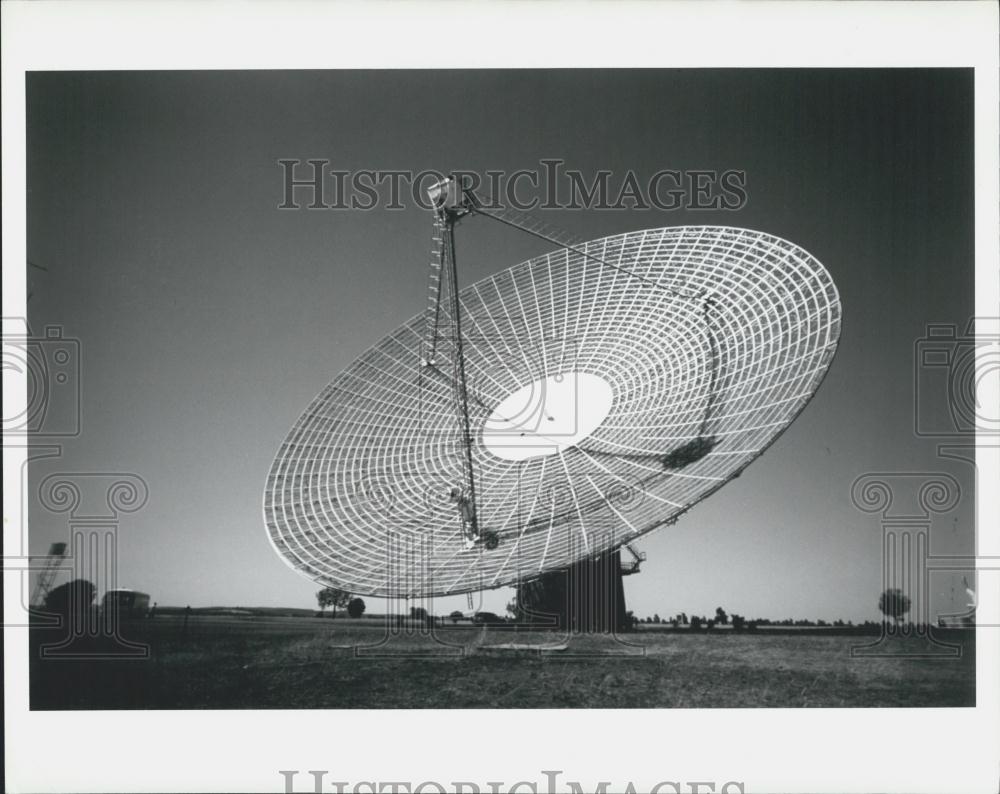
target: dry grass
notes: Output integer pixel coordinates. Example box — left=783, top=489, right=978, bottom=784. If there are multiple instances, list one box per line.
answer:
left=30, top=616, right=975, bottom=709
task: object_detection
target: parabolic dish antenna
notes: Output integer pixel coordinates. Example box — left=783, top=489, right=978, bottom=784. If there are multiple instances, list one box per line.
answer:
left=264, top=190, right=841, bottom=599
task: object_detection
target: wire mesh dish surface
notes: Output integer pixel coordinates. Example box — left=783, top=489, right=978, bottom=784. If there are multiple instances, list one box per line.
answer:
left=264, top=226, right=841, bottom=597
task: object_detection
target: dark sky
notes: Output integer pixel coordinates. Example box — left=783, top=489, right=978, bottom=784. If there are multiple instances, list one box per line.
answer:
left=26, top=69, right=975, bottom=621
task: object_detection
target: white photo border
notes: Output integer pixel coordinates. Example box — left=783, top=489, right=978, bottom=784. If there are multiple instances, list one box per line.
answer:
left=3, top=2, right=998, bottom=793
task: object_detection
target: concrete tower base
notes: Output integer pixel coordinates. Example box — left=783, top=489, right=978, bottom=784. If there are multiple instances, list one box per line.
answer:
left=515, top=549, right=628, bottom=634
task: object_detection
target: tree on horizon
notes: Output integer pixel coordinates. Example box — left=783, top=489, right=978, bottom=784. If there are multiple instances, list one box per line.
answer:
left=878, top=587, right=912, bottom=624
left=347, top=597, right=366, bottom=619
left=317, top=587, right=351, bottom=618
left=44, top=578, right=96, bottom=617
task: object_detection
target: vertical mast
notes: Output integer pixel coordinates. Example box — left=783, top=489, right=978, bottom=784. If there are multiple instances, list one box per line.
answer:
left=426, top=176, right=479, bottom=540
left=442, top=210, right=479, bottom=539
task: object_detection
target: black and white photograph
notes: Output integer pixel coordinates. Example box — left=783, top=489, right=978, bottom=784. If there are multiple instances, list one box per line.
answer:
left=4, top=3, right=999, bottom=793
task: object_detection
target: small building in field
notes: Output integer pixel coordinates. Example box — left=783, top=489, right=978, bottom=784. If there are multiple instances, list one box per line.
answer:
left=101, top=589, right=151, bottom=618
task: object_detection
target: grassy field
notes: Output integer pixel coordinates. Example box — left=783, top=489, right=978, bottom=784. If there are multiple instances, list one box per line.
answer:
left=29, top=615, right=975, bottom=709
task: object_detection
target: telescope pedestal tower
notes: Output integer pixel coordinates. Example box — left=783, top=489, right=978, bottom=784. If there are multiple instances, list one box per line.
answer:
left=516, top=549, right=631, bottom=634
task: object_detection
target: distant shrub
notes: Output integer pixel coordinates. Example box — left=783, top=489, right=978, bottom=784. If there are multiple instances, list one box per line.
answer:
left=879, top=587, right=911, bottom=624
left=317, top=587, right=350, bottom=618
left=44, top=579, right=95, bottom=618
left=347, top=597, right=366, bottom=619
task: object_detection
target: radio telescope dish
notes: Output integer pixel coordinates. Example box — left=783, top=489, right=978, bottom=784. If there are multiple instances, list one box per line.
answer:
left=264, top=224, right=840, bottom=598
